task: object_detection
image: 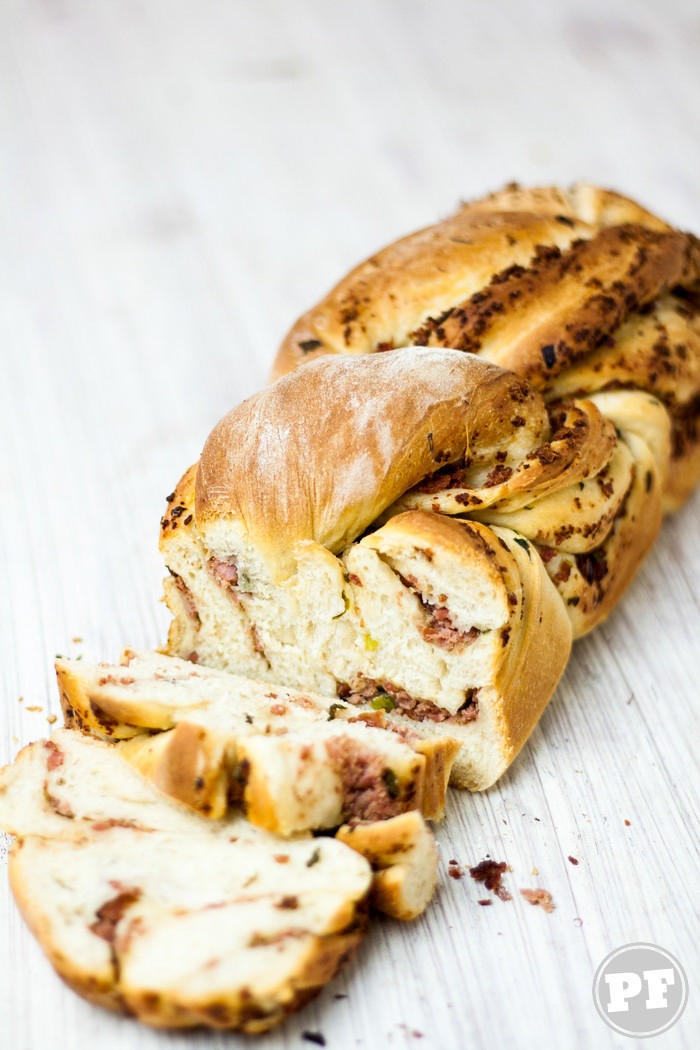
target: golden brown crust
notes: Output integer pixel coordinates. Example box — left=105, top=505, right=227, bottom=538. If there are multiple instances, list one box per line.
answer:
left=532, top=389, right=668, bottom=633
left=545, top=291, right=700, bottom=407
left=196, top=348, right=547, bottom=580
left=271, top=184, right=700, bottom=505
left=56, top=660, right=144, bottom=741
left=159, top=464, right=198, bottom=551
left=8, top=842, right=124, bottom=1016
left=272, top=207, right=587, bottom=376
left=272, top=184, right=693, bottom=374
left=119, top=724, right=230, bottom=820
left=412, top=226, right=696, bottom=385
left=239, top=760, right=282, bottom=833
left=546, top=289, right=700, bottom=510
left=412, top=737, right=461, bottom=819
left=335, top=811, right=438, bottom=921
left=487, top=527, right=573, bottom=768
left=118, top=925, right=366, bottom=1033
left=666, top=421, right=700, bottom=509
left=467, top=183, right=672, bottom=229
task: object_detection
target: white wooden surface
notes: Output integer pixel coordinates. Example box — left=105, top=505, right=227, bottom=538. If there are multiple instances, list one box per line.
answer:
left=1, top=2, right=698, bottom=1048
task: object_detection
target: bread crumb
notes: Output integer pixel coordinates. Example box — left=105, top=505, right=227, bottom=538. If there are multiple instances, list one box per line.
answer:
left=469, top=859, right=511, bottom=901
left=72, top=636, right=83, bottom=644
left=302, top=1033, right=326, bottom=1047
left=531, top=866, right=539, bottom=875
left=47, top=714, right=58, bottom=724
left=17, top=696, right=23, bottom=704
left=520, top=888, right=555, bottom=913
left=26, top=705, right=43, bottom=713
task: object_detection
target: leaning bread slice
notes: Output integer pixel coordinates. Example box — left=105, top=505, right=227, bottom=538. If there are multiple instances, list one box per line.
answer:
left=56, top=652, right=458, bottom=831
left=0, top=729, right=375, bottom=1032
left=336, top=810, right=438, bottom=921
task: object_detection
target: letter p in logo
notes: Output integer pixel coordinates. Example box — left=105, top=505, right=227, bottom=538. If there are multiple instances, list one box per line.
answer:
left=604, top=971, right=641, bottom=1013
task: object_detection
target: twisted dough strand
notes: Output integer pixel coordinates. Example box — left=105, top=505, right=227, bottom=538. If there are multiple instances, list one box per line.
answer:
left=273, top=184, right=700, bottom=509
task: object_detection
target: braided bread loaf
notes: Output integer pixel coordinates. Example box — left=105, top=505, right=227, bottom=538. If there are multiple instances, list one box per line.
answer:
left=273, top=184, right=700, bottom=510
left=160, top=347, right=665, bottom=789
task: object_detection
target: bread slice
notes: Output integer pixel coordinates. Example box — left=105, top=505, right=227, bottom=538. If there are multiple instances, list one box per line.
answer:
left=0, top=729, right=374, bottom=1031
left=56, top=651, right=459, bottom=830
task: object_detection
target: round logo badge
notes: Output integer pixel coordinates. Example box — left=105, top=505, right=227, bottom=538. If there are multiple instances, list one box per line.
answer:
left=593, top=943, right=688, bottom=1038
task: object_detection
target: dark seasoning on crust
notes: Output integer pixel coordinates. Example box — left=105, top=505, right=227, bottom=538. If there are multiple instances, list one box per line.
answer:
left=407, top=227, right=699, bottom=382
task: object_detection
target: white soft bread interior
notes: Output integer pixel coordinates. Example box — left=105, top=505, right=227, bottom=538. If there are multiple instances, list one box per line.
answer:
left=0, top=730, right=374, bottom=1032
left=272, top=183, right=700, bottom=510
left=55, top=651, right=458, bottom=830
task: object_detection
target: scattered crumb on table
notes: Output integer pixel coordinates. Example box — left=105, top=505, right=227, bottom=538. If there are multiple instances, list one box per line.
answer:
left=302, top=1032, right=326, bottom=1047
left=469, top=859, right=512, bottom=901
left=520, top=888, right=555, bottom=913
